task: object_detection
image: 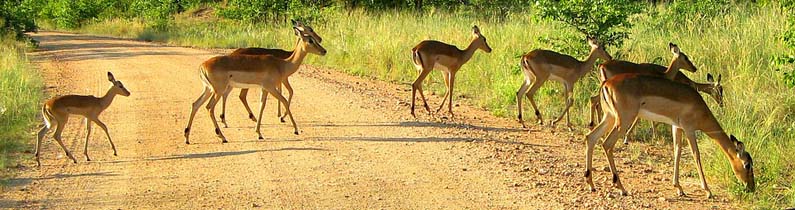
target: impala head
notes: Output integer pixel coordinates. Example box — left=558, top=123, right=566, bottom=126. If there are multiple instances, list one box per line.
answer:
left=706, top=73, right=725, bottom=107
left=292, top=20, right=323, bottom=43
left=587, top=37, right=612, bottom=61
left=669, top=43, right=697, bottom=72
left=471, top=25, right=492, bottom=53
left=107, top=72, right=130, bottom=97
left=729, top=135, right=755, bottom=192
left=294, top=27, right=327, bottom=56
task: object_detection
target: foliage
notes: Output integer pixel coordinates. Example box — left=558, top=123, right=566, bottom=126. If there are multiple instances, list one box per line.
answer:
left=0, top=35, right=42, bottom=169
left=666, top=0, right=732, bottom=24
left=536, top=0, right=642, bottom=50
left=776, top=2, right=795, bottom=88
left=131, top=0, right=178, bottom=30
left=0, top=0, right=37, bottom=39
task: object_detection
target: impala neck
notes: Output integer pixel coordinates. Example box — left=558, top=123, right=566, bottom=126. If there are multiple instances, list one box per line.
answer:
left=284, top=39, right=308, bottom=75
left=578, top=49, right=600, bottom=77
left=99, top=87, right=118, bottom=111
left=704, top=127, right=741, bottom=164
left=461, top=38, right=480, bottom=64
left=664, top=59, right=680, bottom=80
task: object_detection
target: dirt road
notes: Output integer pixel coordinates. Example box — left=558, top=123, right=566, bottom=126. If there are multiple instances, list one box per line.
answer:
left=0, top=32, right=739, bottom=209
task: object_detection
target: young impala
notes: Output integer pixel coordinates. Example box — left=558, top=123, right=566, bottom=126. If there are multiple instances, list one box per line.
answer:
left=35, top=72, right=131, bottom=166
left=218, top=20, right=323, bottom=126
left=410, top=25, right=492, bottom=118
left=516, top=37, right=612, bottom=129
left=184, top=27, right=326, bottom=144
left=584, top=52, right=754, bottom=197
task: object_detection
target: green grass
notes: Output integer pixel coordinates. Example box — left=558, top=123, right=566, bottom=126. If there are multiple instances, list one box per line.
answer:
left=0, top=34, right=43, bottom=170
left=55, top=4, right=795, bottom=208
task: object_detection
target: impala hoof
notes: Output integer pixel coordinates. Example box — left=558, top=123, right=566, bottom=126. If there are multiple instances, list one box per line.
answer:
left=280, top=117, right=286, bottom=123
left=222, top=139, right=228, bottom=143
left=294, top=131, right=299, bottom=135
left=258, top=136, right=264, bottom=140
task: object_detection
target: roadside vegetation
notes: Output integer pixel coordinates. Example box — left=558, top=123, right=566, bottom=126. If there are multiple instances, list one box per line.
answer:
left=6, top=0, right=795, bottom=207
left=0, top=1, right=42, bottom=171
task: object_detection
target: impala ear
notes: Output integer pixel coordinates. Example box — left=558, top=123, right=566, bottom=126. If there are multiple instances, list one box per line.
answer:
left=293, top=27, right=305, bottom=37
left=291, top=19, right=298, bottom=27
left=472, top=25, right=481, bottom=35
left=670, top=43, right=680, bottom=55
left=107, top=72, right=115, bottom=82
left=718, top=74, right=722, bottom=83
left=707, top=73, right=714, bottom=82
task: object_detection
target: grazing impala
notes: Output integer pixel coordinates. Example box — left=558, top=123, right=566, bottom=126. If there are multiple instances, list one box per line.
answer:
left=218, top=20, right=323, bottom=126
left=516, top=37, right=612, bottom=129
left=588, top=43, right=725, bottom=144
left=584, top=56, right=754, bottom=197
left=184, top=27, right=326, bottom=144
left=35, top=72, right=130, bottom=166
left=410, top=25, right=492, bottom=118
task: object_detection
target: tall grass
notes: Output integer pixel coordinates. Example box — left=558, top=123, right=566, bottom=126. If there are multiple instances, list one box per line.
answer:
left=65, top=4, right=794, bottom=208
left=0, top=35, right=42, bottom=170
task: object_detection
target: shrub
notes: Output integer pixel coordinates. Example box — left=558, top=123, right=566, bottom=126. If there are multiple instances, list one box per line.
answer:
left=0, top=0, right=37, bottom=39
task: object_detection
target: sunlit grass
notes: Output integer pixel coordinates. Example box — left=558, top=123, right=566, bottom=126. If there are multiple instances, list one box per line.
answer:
left=0, top=35, right=42, bottom=170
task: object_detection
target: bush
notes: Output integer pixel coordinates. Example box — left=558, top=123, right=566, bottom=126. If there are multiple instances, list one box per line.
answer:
left=535, top=0, right=642, bottom=55
left=0, top=0, right=37, bottom=39
left=131, top=0, right=178, bottom=31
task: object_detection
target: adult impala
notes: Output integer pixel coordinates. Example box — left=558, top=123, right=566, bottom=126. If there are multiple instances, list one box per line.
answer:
left=218, top=20, right=323, bottom=126
left=588, top=43, right=724, bottom=144
left=184, top=27, right=326, bottom=144
left=516, top=37, right=612, bottom=129
left=410, top=25, right=492, bottom=118
left=35, top=72, right=131, bottom=166
left=584, top=59, right=754, bottom=197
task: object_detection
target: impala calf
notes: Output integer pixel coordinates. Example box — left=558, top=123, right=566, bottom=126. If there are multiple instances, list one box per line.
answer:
left=585, top=73, right=754, bottom=197
left=184, top=27, right=326, bottom=144
left=36, top=72, right=130, bottom=166
left=410, top=25, right=492, bottom=118
left=219, top=20, right=323, bottom=126
left=516, top=37, right=612, bottom=129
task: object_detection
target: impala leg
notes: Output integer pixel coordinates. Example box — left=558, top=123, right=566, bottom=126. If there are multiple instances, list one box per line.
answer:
left=672, top=126, right=685, bottom=196
left=651, top=122, right=658, bottom=140
left=602, top=118, right=630, bottom=196
left=447, top=73, right=456, bottom=118
left=552, top=83, right=574, bottom=130
left=525, top=76, right=546, bottom=125
left=264, top=86, right=299, bottom=135
left=53, top=115, right=77, bottom=164
left=686, top=130, right=712, bottom=198
left=256, top=90, right=268, bottom=139
left=277, top=84, right=283, bottom=120
left=585, top=113, right=614, bottom=192
left=588, top=95, right=601, bottom=128
left=83, top=118, right=93, bottom=161
left=516, top=79, right=531, bottom=128
left=206, top=93, right=227, bottom=143
left=92, top=118, right=117, bottom=156
left=239, top=89, right=256, bottom=122
left=220, top=92, right=229, bottom=128
left=623, top=118, right=639, bottom=145
left=436, top=71, right=451, bottom=113
left=36, top=116, right=52, bottom=167
left=411, top=67, right=433, bottom=117
left=185, top=87, right=212, bottom=144
left=279, top=79, right=295, bottom=123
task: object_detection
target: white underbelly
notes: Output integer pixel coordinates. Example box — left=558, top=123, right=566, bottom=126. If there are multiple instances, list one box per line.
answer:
left=638, top=108, right=676, bottom=125
left=434, top=63, right=450, bottom=72
left=228, top=80, right=263, bottom=89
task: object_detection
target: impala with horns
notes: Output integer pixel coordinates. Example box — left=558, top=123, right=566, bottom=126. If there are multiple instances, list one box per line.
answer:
left=36, top=72, right=130, bottom=166
left=218, top=20, right=323, bottom=127
left=184, top=27, right=326, bottom=144
left=584, top=50, right=754, bottom=197
left=516, top=37, right=612, bottom=129
left=410, top=25, right=492, bottom=118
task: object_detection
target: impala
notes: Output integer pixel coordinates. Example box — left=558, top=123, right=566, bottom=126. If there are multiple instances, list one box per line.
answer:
left=218, top=20, right=323, bottom=126
left=588, top=43, right=725, bottom=144
left=516, top=37, right=612, bottom=129
left=184, top=27, right=326, bottom=144
left=410, top=25, right=492, bottom=118
left=584, top=61, right=754, bottom=197
left=35, top=72, right=131, bottom=166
